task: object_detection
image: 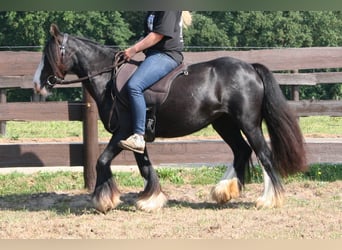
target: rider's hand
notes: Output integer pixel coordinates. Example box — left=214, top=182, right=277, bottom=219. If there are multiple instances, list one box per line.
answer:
left=124, top=46, right=137, bottom=61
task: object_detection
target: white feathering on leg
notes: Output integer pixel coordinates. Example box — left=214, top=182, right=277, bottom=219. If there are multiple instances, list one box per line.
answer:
left=136, top=192, right=168, bottom=212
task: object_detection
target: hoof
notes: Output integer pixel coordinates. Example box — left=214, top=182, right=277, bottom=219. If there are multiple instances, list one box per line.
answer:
left=255, top=193, right=284, bottom=209
left=92, top=184, right=121, bottom=213
left=211, top=178, right=240, bottom=204
left=136, top=191, right=168, bottom=212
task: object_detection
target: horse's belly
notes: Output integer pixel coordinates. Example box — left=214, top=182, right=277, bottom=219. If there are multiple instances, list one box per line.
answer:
left=155, top=102, right=221, bottom=138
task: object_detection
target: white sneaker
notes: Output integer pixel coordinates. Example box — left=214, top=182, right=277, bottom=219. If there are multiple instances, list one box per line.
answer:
left=118, top=134, right=145, bottom=154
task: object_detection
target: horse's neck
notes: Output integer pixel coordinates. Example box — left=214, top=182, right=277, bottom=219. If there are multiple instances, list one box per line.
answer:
left=71, top=39, right=115, bottom=102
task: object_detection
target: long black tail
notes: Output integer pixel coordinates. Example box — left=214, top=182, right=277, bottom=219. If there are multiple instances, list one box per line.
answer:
left=252, top=63, right=308, bottom=176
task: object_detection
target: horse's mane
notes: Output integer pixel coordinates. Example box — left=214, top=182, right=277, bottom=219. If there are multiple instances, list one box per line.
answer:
left=76, top=36, right=103, bottom=47
left=76, top=36, right=118, bottom=55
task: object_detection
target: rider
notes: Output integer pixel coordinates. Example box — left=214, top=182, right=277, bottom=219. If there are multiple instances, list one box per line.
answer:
left=118, top=11, right=191, bottom=154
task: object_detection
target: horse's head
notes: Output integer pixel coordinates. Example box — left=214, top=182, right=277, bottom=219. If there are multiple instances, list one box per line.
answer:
left=33, top=24, right=71, bottom=96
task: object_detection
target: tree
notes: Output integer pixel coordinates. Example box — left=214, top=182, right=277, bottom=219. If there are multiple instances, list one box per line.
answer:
left=0, top=11, right=49, bottom=49
left=45, top=11, right=133, bottom=47
left=205, top=11, right=312, bottom=48
left=303, top=11, right=342, bottom=47
left=183, top=13, right=231, bottom=49
left=119, top=11, right=146, bottom=44
left=0, top=11, right=133, bottom=48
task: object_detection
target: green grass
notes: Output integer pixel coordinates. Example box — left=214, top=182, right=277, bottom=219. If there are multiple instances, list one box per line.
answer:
left=250, top=163, right=342, bottom=183
left=0, top=171, right=84, bottom=196
left=2, top=121, right=84, bottom=140
left=0, top=164, right=341, bottom=196
left=1, top=116, right=341, bottom=140
left=298, top=116, right=342, bottom=136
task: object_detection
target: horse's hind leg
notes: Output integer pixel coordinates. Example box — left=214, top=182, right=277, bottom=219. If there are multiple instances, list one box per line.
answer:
left=241, top=124, right=284, bottom=208
left=211, top=116, right=252, bottom=204
left=134, top=149, right=167, bottom=212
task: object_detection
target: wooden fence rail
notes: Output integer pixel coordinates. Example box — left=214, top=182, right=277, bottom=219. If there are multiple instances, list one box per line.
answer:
left=1, top=48, right=342, bottom=190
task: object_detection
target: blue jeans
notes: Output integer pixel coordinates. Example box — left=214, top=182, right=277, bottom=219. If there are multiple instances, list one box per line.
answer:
left=126, top=50, right=178, bottom=135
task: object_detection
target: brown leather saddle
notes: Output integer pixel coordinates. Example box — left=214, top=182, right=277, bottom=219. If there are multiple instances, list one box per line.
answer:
left=113, top=59, right=188, bottom=141
left=115, top=60, right=188, bottom=106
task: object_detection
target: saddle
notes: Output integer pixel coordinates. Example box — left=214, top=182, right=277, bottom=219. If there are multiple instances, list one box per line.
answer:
left=114, top=59, right=188, bottom=141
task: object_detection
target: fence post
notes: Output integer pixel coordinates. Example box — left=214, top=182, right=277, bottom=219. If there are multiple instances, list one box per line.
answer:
left=291, top=69, right=300, bottom=101
left=0, top=89, right=6, bottom=136
left=82, top=85, right=99, bottom=191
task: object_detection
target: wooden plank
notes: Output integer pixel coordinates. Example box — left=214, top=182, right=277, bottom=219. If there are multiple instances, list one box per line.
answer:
left=0, top=75, right=35, bottom=88
left=2, top=69, right=342, bottom=90
left=0, top=140, right=341, bottom=168
left=2, top=47, right=342, bottom=77
left=275, top=72, right=342, bottom=85
left=0, top=100, right=340, bottom=122
left=0, top=102, right=83, bottom=121
left=1, top=48, right=342, bottom=89
left=288, top=100, right=342, bottom=116
left=305, top=139, right=342, bottom=163
left=0, top=75, right=81, bottom=89
left=0, top=143, right=83, bottom=167
left=183, top=47, right=342, bottom=71
left=0, top=51, right=41, bottom=76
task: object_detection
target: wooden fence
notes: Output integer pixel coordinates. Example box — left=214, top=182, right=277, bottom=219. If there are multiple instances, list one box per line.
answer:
left=1, top=48, right=342, bottom=190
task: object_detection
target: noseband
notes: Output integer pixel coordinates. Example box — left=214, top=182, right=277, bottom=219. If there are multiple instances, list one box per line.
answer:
left=45, top=33, right=125, bottom=88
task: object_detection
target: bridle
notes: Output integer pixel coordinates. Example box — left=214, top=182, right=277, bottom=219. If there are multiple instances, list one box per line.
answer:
left=45, top=33, right=126, bottom=88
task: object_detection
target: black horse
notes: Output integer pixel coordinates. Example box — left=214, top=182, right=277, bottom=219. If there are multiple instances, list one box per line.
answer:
left=34, top=24, right=307, bottom=213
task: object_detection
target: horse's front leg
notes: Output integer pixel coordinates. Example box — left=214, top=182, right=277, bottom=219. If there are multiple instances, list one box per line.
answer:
left=92, top=136, right=122, bottom=213
left=134, top=148, right=167, bottom=212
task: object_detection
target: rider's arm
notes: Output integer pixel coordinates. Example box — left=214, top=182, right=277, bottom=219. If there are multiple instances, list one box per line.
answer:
left=124, top=32, right=164, bottom=61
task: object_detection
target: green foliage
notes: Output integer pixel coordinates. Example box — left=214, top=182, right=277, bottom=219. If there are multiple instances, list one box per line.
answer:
left=45, top=88, right=82, bottom=102
left=250, top=164, right=342, bottom=183
left=300, top=83, right=342, bottom=100
left=6, top=89, right=34, bottom=102
left=119, top=11, right=146, bottom=43
left=49, top=11, right=133, bottom=47
left=3, top=10, right=342, bottom=50
left=0, top=11, right=49, bottom=49
left=0, top=11, right=133, bottom=48
left=304, top=164, right=342, bottom=182
left=183, top=13, right=231, bottom=48
left=303, top=11, right=342, bottom=47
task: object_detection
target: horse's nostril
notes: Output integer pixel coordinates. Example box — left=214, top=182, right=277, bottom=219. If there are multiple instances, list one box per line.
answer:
left=33, top=82, right=48, bottom=96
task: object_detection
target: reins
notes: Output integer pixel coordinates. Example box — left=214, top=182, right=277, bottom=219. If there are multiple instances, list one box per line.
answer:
left=46, top=49, right=126, bottom=87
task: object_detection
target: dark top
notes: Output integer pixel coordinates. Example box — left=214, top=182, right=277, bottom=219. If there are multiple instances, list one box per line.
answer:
left=144, top=11, right=184, bottom=64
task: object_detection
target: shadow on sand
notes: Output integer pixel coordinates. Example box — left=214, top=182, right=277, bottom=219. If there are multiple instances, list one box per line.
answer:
left=0, top=190, right=256, bottom=215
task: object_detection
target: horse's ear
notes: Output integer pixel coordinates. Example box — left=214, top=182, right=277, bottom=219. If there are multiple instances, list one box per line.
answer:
left=50, top=24, right=61, bottom=38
